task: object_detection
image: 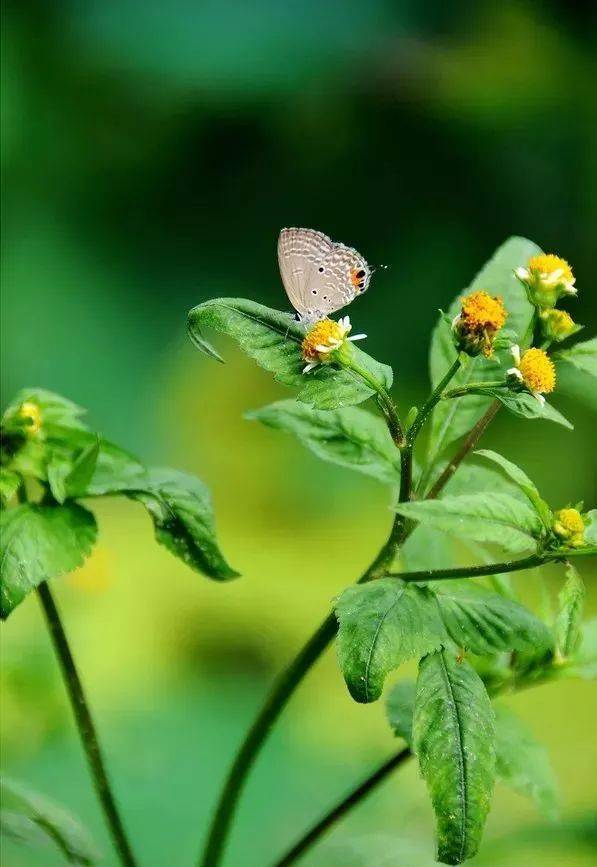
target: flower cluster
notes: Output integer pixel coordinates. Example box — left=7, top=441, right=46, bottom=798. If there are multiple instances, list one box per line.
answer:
left=552, top=508, right=586, bottom=548
left=507, top=346, right=555, bottom=405
left=301, top=316, right=366, bottom=373
left=452, top=291, right=507, bottom=358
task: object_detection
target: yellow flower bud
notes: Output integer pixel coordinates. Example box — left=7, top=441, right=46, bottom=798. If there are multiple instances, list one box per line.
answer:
left=516, top=254, right=576, bottom=309
left=553, top=508, right=585, bottom=547
left=539, top=309, right=582, bottom=343
left=452, top=291, right=507, bottom=358
left=18, top=401, right=42, bottom=436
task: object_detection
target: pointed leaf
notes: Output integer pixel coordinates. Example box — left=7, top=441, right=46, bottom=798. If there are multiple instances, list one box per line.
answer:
left=0, top=776, right=99, bottom=864
left=187, top=298, right=393, bottom=410
left=555, top=562, right=585, bottom=658
left=394, top=492, right=544, bottom=553
left=494, top=706, right=558, bottom=819
left=335, top=579, right=446, bottom=703
left=435, top=584, right=554, bottom=656
left=427, top=237, right=539, bottom=471
left=127, top=469, right=238, bottom=581
left=0, top=469, right=21, bottom=507
left=475, top=450, right=552, bottom=528
left=0, top=503, right=97, bottom=619
left=246, top=400, right=401, bottom=483
left=413, top=649, right=495, bottom=865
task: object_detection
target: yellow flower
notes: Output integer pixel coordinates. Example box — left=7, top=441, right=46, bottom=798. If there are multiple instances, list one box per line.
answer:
left=539, top=309, right=582, bottom=343
left=552, top=508, right=585, bottom=547
left=301, top=316, right=366, bottom=373
left=515, top=253, right=576, bottom=308
left=507, top=346, right=555, bottom=405
left=18, top=401, right=42, bottom=436
left=452, top=291, right=507, bottom=358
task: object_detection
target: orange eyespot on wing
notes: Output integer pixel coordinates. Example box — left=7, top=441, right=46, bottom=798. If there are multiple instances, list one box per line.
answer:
left=351, top=268, right=368, bottom=292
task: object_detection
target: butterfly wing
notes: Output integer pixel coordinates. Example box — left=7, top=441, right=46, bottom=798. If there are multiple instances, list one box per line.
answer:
left=278, top=227, right=334, bottom=318
left=308, top=242, right=371, bottom=317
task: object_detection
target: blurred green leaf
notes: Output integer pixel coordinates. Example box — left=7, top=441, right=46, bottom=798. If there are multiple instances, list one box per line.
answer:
left=2, top=388, right=87, bottom=434
left=335, top=579, right=445, bottom=703
left=0, top=468, right=21, bottom=506
left=555, top=562, right=585, bottom=659
left=435, top=584, right=553, bottom=656
left=246, top=399, right=400, bottom=483
left=0, top=502, right=97, bottom=619
left=413, top=649, right=495, bottom=865
left=568, top=618, right=597, bottom=679
left=0, top=775, right=99, bottom=865
left=584, top=509, right=597, bottom=545
left=394, top=493, right=543, bottom=553
left=494, top=705, right=559, bottom=819
left=127, top=469, right=239, bottom=581
left=386, top=679, right=416, bottom=745
left=553, top=337, right=597, bottom=378
left=426, top=237, right=539, bottom=477
left=475, top=449, right=552, bottom=527
left=187, top=298, right=393, bottom=410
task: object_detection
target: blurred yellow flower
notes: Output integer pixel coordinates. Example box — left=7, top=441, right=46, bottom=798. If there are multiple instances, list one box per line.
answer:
left=553, top=508, right=585, bottom=547
left=540, top=308, right=581, bottom=343
left=18, top=401, right=42, bottom=436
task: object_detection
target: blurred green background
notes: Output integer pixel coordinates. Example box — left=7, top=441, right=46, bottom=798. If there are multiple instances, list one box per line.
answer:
left=1, top=1, right=596, bottom=865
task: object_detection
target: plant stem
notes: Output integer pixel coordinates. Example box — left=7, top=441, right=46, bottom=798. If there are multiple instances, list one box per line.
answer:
left=37, top=582, right=140, bottom=867
left=269, top=747, right=411, bottom=867
left=346, top=359, right=405, bottom=447
left=406, top=357, right=462, bottom=445
left=442, top=380, right=506, bottom=399
left=426, top=401, right=501, bottom=499
left=386, top=552, right=545, bottom=582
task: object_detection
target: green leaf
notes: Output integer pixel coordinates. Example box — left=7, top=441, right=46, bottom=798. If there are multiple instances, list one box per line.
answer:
left=474, top=388, right=573, bottom=430
left=494, top=706, right=558, bottom=819
left=335, top=579, right=446, bottom=703
left=427, top=237, right=540, bottom=473
left=0, top=503, right=97, bottom=619
left=187, top=298, right=393, bottom=410
left=475, top=449, right=552, bottom=528
left=555, top=562, right=585, bottom=658
left=435, top=584, right=553, bottom=656
left=413, top=649, right=495, bottom=865
left=394, top=492, right=544, bottom=554
left=0, top=776, right=99, bottom=864
left=386, top=679, right=416, bottom=745
left=0, top=469, right=21, bottom=507
left=246, top=400, right=401, bottom=483
left=553, top=336, right=597, bottom=378
left=127, top=469, right=238, bottom=581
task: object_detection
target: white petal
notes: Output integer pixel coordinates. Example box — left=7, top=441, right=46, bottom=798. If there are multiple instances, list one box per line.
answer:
left=507, top=367, right=523, bottom=381
left=451, top=314, right=461, bottom=329
left=532, top=391, right=546, bottom=406
left=515, top=267, right=529, bottom=280
left=302, top=363, right=317, bottom=374
left=510, top=344, right=521, bottom=365
left=348, top=333, right=367, bottom=342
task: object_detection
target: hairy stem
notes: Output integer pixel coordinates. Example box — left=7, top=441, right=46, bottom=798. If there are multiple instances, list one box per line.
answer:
left=407, top=357, right=462, bottom=444
left=37, top=582, right=140, bottom=867
left=269, top=748, right=411, bottom=867
left=442, top=380, right=506, bottom=399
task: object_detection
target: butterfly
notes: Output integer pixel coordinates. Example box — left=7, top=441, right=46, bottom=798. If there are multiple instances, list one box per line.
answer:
left=277, top=227, right=371, bottom=325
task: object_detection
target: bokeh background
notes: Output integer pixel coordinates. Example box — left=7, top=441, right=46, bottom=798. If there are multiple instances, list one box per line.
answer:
left=1, top=1, right=596, bottom=865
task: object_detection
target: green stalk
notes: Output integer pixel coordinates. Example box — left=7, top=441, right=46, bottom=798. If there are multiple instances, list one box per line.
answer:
left=269, top=748, right=411, bottom=867
left=442, top=380, right=506, bottom=399
left=387, top=552, right=545, bottom=582
left=37, top=582, right=140, bottom=867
